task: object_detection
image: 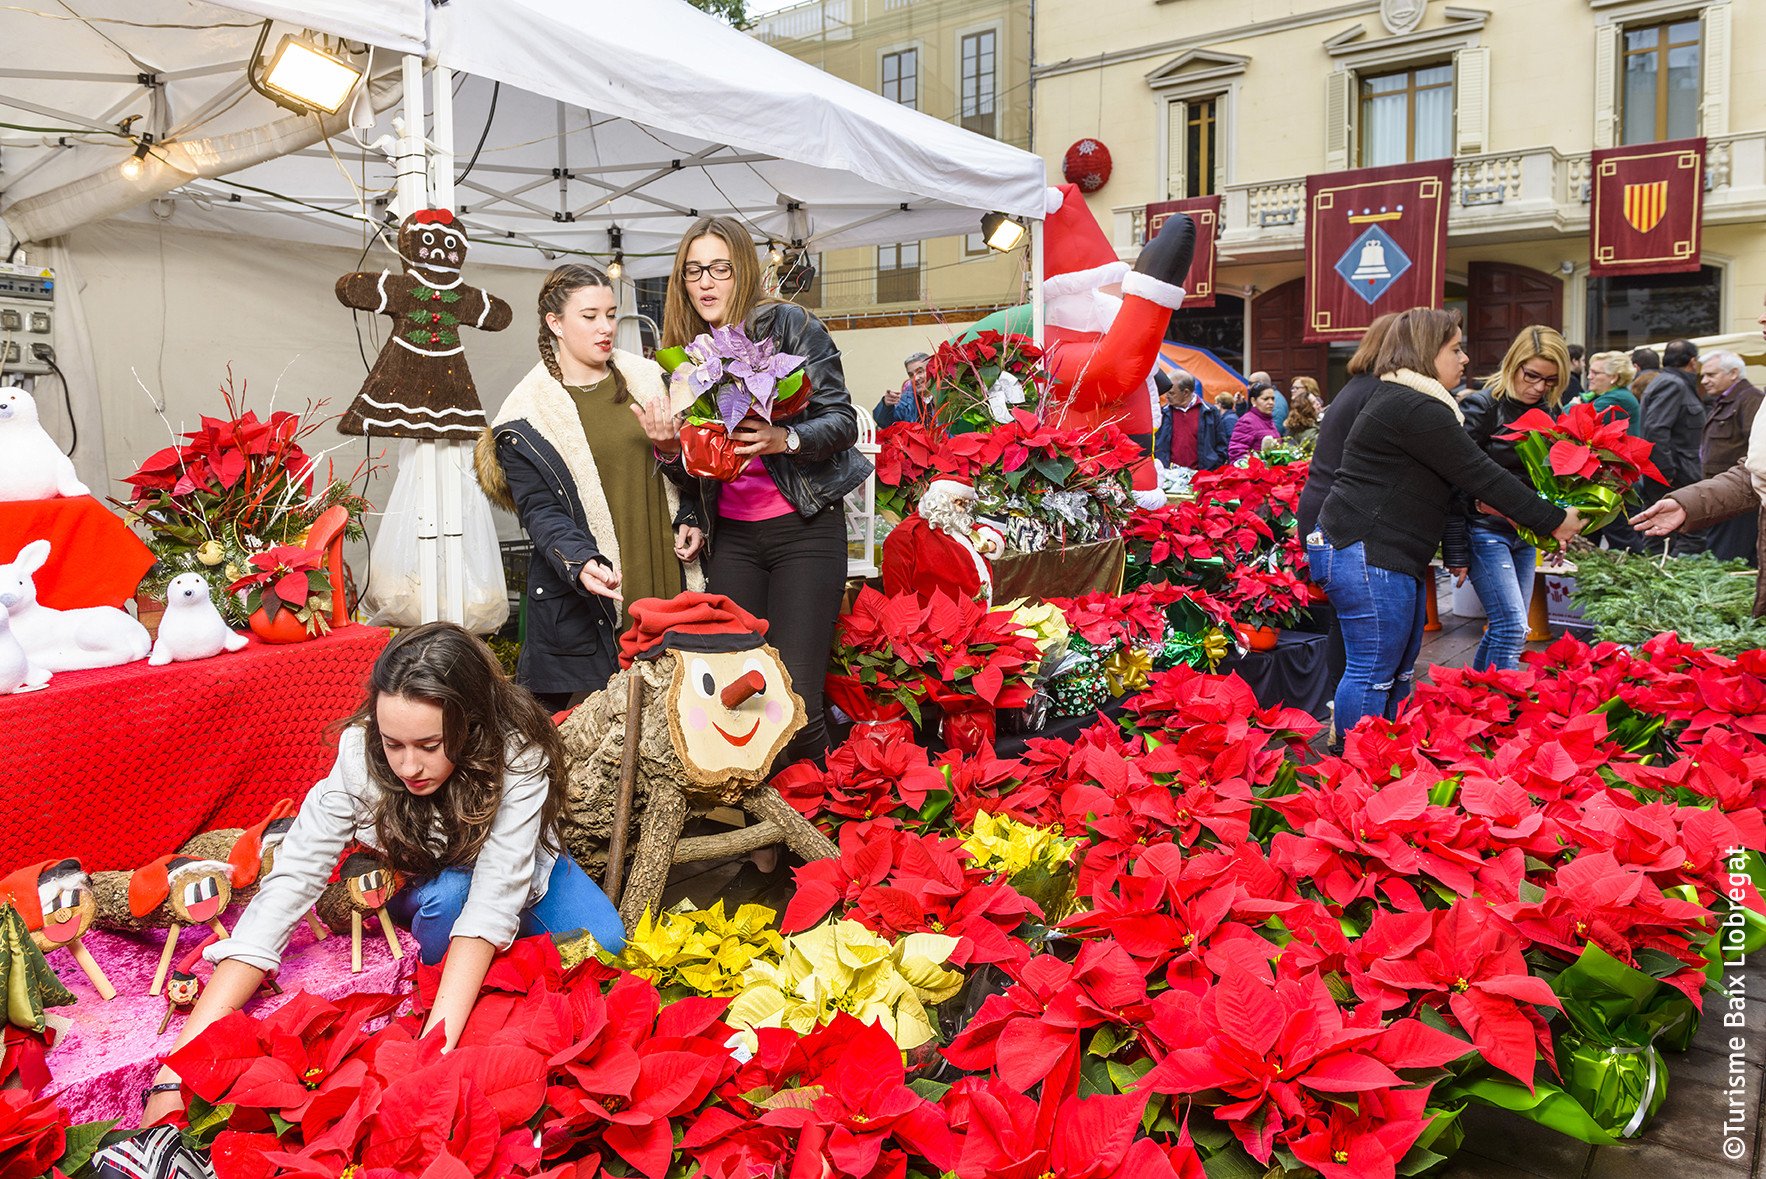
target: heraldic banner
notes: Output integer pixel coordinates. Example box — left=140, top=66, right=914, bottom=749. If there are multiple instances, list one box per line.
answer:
left=1590, top=137, right=1705, bottom=277
left=1303, top=160, right=1452, bottom=342
left=1145, top=196, right=1221, bottom=309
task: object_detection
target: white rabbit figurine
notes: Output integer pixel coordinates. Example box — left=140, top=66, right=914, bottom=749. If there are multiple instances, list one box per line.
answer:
left=150, top=573, right=248, bottom=666
left=0, top=601, right=50, bottom=692
left=0, top=540, right=151, bottom=672
left=0, top=389, right=88, bottom=501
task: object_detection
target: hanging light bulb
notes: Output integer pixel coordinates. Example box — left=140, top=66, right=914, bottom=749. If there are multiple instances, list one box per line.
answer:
left=119, top=139, right=152, bottom=181
left=607, top=253, right=625, bottom=282
left=768, top=242, right=785, bottom=267
left=606, top=227, right=624, bottom=282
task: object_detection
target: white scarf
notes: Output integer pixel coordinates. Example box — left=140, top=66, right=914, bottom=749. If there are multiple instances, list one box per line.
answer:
left=1381, top=368, right=1465, bottom=425
left=1747, top=394, right=1766, bottom=505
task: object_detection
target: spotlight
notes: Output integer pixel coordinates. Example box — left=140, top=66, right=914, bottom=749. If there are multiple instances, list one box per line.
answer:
left=120, top=139, right=151, bottom=181
left=980, top=211, right=1028, bottom=252
left=251, top=27, right=363, bottom=116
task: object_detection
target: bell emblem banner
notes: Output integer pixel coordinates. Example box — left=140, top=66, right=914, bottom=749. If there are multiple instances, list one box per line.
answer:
left=1303, top=160, right=1453, bottom=342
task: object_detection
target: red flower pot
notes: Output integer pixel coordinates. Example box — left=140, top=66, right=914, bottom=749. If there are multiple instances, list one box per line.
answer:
left=249, top=605, right=312, bottom=644
left=938, top=701, right=997, bottom=755
left=824, top=673, right=916, bottom=743
left=1243, top=623, right=1280, bottom=651
left=679, top=423, right=750, bottom=482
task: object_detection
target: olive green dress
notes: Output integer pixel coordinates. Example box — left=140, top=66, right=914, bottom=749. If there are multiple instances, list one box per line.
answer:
left=567, top=376, right=683, bottom=625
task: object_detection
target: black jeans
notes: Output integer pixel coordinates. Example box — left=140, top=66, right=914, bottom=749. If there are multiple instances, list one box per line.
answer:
left=707, top=506, right=848, bottom=763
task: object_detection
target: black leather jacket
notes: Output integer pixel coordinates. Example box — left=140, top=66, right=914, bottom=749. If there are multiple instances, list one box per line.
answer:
left=662, top=301, right=873, bottom=545
left=1443, top=390, right=1537, bottom=565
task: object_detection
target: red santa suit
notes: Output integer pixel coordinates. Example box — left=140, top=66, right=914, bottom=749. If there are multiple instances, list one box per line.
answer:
left=882, top=477, right=1006, bottom=604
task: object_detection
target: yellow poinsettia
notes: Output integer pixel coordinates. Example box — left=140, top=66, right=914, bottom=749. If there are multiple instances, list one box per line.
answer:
left=960, top=811, right=1082, bottom=924
left=725, top=919, right=963, bottom=1050
left=614, top=901, right=785, bottom=999
left=1003, top=597, right=1071, bottom=678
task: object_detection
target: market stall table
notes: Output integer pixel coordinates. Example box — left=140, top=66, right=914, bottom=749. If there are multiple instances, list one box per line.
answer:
left=1219, top=628, right=1331, bottom=720
left=0, top=624, right=389, bottom=872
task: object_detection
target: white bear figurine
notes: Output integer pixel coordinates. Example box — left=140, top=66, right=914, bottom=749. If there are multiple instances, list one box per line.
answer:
left=150, top=572, right=248, bottom=666
left=0, top=539, right=151, bottom=672
left=0, top=601, right=50, bottom=692
left=0, top=389, right=88, bottom=501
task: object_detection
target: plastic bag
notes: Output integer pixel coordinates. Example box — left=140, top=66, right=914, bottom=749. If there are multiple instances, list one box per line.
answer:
left=364, top=440, right=510, bottom=634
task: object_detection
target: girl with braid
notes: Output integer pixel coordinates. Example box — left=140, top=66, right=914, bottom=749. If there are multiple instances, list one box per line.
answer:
left=475, top=265, right=704, bottom=709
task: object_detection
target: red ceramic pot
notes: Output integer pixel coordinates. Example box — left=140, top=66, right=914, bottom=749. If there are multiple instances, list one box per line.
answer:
left=1243, top=623, right=1280, bottom=651
left=249, top=605, right=313, bottom=644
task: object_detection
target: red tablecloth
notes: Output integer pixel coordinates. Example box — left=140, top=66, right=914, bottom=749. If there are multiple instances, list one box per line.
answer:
left=0, top=624, right=389, bottom=873
left=0, top=495, right=155, bottom=609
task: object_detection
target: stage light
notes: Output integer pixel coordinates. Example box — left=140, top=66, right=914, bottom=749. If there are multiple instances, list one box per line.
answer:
left=254, top=30, right=363, bottom=115
left=980, top=211, right=1027, bottom=252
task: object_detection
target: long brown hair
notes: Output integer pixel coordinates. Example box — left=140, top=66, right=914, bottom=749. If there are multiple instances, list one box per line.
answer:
left=347, top=622, right=568, bottom=878
left=538, top=263, right=630, bottom=405
left=1346, top=312, right=1401, bottom=377
left=1482, top=325, right=1571, bottom=409
left=660, top=216, right=777, bottom=348
left=1371, top=307, right=1463, bottom=379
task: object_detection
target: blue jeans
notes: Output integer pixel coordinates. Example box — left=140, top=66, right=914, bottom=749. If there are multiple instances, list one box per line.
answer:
left=387, top=853, right=626, bottom=965
left=1306, top=536, right=1427, bottom=742
left=1466, top=523, right=1535, bottom=672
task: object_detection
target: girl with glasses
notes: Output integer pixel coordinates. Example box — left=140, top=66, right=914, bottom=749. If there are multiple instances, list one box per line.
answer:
left=1443, top=325, right=1572, bottom=671
left=657, top=216, right=871, bottom=763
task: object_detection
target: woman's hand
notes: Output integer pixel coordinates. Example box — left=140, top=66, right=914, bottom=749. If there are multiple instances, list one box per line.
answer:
left=631, top=394, right=681, bottom=456
left=676, top=524, right=705, bottom=562
left=579, top=559, right=622, bottom=603
left=1631, top=498, right=1687, bottom=537
left=1551, top=507, right=1586, bottom=547
left=1448, top=565, right=1469, bottom=586
left=731, top=416, right=788, bottom=457
left=142, top=958, right=269, bottom=1126
left=142, top=1075, right=185, bottom=1126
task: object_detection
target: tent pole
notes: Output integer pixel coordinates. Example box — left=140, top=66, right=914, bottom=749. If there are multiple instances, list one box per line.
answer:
left=431, top=64, right=466, bottom=627
left=397, top=52, right=441, bottom=625
left=1030, top=221, right=1045, bottom=346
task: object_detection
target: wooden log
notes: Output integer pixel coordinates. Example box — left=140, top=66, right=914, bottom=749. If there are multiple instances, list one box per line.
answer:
left=673, top=820, right=787, bottom=864
left=743, top=786, right=837, bottom=861
left=377, top=908, right=402, bottom=960
left=304, top=911, right=329, bottom=941
left=616, top=783, right=690, bottom=930
left=150, top=922, right=180, bottom=996
left=69, top=937, right=116, bottom=1001
left=604, top=672, right=646, bottom=905
left=351, top=911, right=363, bottom=974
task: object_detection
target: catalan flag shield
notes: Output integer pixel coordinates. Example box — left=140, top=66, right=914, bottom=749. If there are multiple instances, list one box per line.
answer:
left=1623, top=180, right=1669, bottom=235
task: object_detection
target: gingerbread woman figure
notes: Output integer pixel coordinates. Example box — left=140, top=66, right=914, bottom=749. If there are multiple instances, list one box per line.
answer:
left=336, top=209, right=513, bottom=440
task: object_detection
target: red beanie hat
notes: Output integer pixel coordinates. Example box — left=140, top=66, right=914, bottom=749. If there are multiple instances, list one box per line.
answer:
left=618, top=592, right=769, bottom=668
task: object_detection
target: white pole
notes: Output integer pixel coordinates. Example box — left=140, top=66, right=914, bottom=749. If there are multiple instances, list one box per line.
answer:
left=396, top=54, right=441, bottom=625
left=1030, top=221, right=1046, bottom=345
left=430, top=65, right=466, bottom=626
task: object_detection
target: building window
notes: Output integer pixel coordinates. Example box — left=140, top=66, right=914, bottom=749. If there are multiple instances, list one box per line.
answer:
left=961, top=30, right=997, bottom=137
left=1622, top=19, right=1701, bottom=144
left=964, top=231, right=990, bottom=257
left=1185, top=97, right=1217, bottom=198
left=882, top=49, right=917, bottom=109
left=877, top=242, right=921, bottom=303
left=1358, top=62, right=1454, bottom=166
left=1585, top=264, right=1720, bottom=351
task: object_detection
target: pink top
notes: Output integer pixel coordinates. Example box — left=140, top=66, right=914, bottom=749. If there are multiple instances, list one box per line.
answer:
left=718, top=458, right=796, bottom=521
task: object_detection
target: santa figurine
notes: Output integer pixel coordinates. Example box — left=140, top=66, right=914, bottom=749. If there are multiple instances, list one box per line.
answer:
left=882, top=474, right=1007, bottom=604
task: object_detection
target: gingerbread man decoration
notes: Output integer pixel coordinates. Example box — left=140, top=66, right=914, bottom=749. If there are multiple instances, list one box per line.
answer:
left=335, top=209, right=513, bottom=440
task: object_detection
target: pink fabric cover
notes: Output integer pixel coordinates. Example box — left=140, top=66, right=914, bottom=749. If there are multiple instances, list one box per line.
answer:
left=717, top=459, right=794, bottom=521
left=44, top=922, right=415, bottom=1128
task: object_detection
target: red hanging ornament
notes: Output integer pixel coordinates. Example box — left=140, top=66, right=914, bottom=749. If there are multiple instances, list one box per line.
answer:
left=1062, top=138, right=1113, bottom=193
left=431, top=312, right=442, bottom=323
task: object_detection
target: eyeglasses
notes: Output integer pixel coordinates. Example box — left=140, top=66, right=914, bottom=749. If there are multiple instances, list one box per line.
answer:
left=681, top=260, right=734, bottom=281
left=1517, top=367, right=1557, bottom=387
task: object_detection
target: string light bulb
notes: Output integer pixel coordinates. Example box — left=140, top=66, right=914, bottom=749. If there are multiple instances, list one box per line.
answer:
left=607, top=253, right=625, bottom=282
left=120, top=139, right=152, bottom=181
left=606, top=227, right=624, bottom=282
left=768, top=242, right=785, bottom=267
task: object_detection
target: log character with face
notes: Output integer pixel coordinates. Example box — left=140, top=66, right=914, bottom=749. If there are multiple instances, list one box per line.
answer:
left=228, top=798, right=329, bottom=943
left=314, top=851, right=404, bottom=974
left=157, top=969, right=200, bottom=1036
left=0, top=858, right=115, bottom=1000
left=128, top=856, right=234, bottom=996
left=561, top=593, right=837, bottom=929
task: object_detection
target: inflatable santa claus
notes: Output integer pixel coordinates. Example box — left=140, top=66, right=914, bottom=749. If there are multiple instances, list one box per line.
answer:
left=967, top=184, right=1196, bottom=504
left=882, top=474, right=1007, bottom=604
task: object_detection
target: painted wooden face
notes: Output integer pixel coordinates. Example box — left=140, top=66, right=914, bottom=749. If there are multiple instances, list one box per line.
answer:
left=669, top=646, right=801, bottom=785
left=259, top=819, right=294, bottom=879
left=33, top=868, right=94, bottom=952
left=346, top=865, right=397, bottom=911
left=167, top=865, right=232, bottom=925
left=165, top=971, right=201, bottom=1008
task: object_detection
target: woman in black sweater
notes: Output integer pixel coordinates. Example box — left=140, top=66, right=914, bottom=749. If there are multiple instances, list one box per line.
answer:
left=1310, top=308, right=1581, bottom=747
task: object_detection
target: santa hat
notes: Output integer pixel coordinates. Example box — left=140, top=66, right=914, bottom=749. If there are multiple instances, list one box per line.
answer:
left=925, top=473, right=975, bottom=498
left=130, top=855, right=232, bottom=919
left=0, top=859, right=83, bottom=931
left=619, top=593, right=770, bottom=668
left=1043, top=183, right=1130, bottom=300
left=228, top=798, right=298, bottom=887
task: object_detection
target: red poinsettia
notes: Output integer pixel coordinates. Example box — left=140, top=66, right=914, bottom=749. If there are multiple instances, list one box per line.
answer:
left=1499, top=401, right=1664, bottom=487
left=1286, top=1085, right=1439, bottom=1179
left=0, top=1089, right=65, bottom=1179
left=946, top=1082, right=1196, bottom=1179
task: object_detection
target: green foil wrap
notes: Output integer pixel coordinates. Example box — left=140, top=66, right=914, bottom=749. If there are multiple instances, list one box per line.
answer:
left=1511, top=432, right=1630, bottom=549
left=1049, top=672, right=1111, bottom=717
left=1558, top=1035, right=1667, bottom=1138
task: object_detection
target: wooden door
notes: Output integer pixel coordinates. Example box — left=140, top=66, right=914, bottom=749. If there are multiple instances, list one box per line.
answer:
left=1467, top=263, right=1563, bottom=375
left=1248, top=278, right=1328, bottom=387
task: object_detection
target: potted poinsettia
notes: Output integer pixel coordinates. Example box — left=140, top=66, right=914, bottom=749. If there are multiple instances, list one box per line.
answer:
left=1498, top=401, right=1664, bottom=547
left=827, top=587, right=926, bottom=743
left=1221, top=564, right=1321, bottom=650
left=227, top=543, right=334, bottom=643
left=655, top=325, right=809, bottom=481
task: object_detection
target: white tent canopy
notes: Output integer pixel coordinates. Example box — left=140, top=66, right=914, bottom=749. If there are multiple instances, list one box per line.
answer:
left=0, top=0, right=1047, bottom=275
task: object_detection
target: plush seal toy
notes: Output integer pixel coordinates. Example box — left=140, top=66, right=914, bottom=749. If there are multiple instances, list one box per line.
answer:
left=0, top=388, right=88, bottom=501
left=150, top=572, right=249, bottom=666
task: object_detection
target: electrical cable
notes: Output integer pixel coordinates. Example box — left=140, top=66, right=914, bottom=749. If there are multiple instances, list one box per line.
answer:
left=453, top=81, right=499, bottom=188
left=41, top=355, right=75, bottom=456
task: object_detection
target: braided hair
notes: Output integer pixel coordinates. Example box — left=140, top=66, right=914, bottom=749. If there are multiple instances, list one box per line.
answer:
left=537, top=263, right=630, bottom=404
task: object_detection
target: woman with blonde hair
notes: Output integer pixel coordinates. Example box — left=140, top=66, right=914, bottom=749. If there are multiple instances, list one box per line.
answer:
left=1584, top=350, right=1641, bottom=432
left=475, top=264, right=703, bottom=709
left=658, top=216, right=870, bottom=762
left=1444, top=325, right=1572, bottom=671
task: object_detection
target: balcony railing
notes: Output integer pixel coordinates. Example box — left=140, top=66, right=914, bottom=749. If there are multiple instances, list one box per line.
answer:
left=797, top=264, right=926, bottom=311
left=1114, top=131, right=1766, bottom=256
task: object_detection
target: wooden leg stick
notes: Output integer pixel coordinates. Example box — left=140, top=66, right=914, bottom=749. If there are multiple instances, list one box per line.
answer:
left=305, top=911, right=330, bottom=941
left=68, top=937, right=116, bottom=1000
left=351, top=910, right=363, bottom=974
left=605, top=672, right=646, bottom=906
left=150, top=923, right=180, bottom=996
left=377, top=908, right=403, bottom=960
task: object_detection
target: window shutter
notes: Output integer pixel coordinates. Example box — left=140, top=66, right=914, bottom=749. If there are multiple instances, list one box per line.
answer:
left=1701, top=2, right=1730, bottom=136
left=1593, top=23, right=1619, bottom=149
left=1165, top=100, right=1186, bottom=200
left=1324, top=69, right=1352, bottom=171
left=1454, top=46, right=1489, bottom=155
left=1214, top=90, right=1230, bottom=194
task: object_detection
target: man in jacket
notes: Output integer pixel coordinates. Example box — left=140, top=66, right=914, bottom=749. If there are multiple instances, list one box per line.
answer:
left=1638, top=339, right=1707, bottom=506
left=1696, top=350, right=1763, bottom=563
left=1154, top=369, right=1229, bottom=473
left=873, top=351, right=930, bottom=427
